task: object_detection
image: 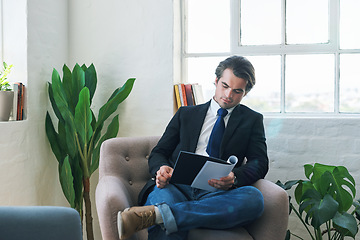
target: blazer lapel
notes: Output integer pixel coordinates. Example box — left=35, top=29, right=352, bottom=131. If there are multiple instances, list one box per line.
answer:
left=188, top=101, right=210, bottom=151
left=220, top=105, right=244, bottom=156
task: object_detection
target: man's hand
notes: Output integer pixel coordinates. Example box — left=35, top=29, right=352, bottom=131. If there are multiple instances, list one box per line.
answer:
left=208, top=171, right=235, bottom=190
left=156, top=166, right=174, bottom=188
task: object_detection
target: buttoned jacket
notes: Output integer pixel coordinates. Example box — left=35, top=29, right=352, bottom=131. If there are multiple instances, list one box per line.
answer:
left=138, top=101, right=269, bottom=205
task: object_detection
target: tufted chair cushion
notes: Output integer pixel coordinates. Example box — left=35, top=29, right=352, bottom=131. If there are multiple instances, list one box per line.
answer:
left=96, top=136, right=289, bottom=240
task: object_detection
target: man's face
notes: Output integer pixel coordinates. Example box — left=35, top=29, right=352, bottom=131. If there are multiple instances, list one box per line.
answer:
left=214, top=68, right=247, bottom=109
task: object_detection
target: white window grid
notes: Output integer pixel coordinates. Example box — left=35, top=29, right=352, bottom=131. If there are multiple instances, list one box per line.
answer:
left=181, top=0, right=360, bottom=115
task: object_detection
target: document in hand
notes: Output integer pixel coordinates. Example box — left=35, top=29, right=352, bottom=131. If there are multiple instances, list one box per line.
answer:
left=170, top=151, right=238, bottom=191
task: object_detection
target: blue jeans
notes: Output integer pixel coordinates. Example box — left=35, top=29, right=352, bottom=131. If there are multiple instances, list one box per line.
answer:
left=144, top=184, right=264, bottom=240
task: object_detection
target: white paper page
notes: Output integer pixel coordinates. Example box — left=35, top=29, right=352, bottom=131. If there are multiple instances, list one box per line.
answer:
left=191, top=156, right=238, bottom=191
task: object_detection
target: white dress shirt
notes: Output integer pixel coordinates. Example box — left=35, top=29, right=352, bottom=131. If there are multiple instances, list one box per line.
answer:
left=195, top=98, right=236, bottom=156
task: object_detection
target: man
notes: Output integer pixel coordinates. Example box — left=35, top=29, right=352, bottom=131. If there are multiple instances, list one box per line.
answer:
left=118, top=56, right=269, bottom=240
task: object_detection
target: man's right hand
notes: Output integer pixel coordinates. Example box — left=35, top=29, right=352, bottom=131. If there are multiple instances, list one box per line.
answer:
left=156, top=166, right=173, bottom=188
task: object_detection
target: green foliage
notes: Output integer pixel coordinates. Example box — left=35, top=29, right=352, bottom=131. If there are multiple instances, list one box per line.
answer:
left=0, top=62, right=13, bottom=91
left=277, top=163, right=360, bottom=240
left=45, top=63, right=135, bottom=216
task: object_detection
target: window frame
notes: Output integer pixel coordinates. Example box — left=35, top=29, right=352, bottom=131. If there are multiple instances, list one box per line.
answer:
left=181, top=0, right=360, bottom=115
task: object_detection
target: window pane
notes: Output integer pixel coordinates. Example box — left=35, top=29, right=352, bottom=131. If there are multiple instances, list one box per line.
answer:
left=286, top=0, right=328, bottom=44
left=340, top=54, right=360, bottom=113
left=340, top=0, right=360, bottom=49
left=241, top=0, right=281, bottom=45
left=242, top=56, right=281, bottom=112
left=187, top=0, right=230, bottom=53
left=285, top=54, right=334, bottom=112
left=187, top=56, right=228, bottom=100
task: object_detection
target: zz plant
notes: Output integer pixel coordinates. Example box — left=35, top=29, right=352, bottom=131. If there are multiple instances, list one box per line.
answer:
left=277, top=163, right=360, bottom=240
left=46, top=63, right=135, bottom=240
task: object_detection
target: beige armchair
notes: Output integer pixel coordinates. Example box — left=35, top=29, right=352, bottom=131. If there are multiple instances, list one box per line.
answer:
left=96, top=136, right=289, bottom=240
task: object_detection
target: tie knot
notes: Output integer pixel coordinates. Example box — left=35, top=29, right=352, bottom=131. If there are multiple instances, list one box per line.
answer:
left=217, top=108, right=228, bottom=118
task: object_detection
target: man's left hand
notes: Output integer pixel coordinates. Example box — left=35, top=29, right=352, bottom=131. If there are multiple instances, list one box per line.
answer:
left=208, top=172, right=235, bottom=190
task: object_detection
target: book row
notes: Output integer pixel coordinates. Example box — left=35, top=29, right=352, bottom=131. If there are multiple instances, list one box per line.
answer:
left=12, top=82, right=25, bottom=121
left=174, top=83, right=205, bottom=109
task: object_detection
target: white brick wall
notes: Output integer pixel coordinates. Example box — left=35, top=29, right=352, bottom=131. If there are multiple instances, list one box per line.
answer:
left=264, top=117, right=360, bottom=239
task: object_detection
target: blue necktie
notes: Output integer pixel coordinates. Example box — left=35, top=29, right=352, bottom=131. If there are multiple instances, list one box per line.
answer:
left=206, top=108, right=228, bottom=158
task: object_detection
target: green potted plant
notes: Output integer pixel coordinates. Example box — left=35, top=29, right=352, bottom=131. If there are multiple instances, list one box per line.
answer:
left=277, top=163, right=360, bottom=240
left=45, top=63, right=135, bottom=240
left=0, top=62, right=14, bottom=121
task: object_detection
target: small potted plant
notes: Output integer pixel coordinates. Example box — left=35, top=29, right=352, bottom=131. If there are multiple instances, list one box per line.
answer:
left=0, top=62, right=14, bottom=121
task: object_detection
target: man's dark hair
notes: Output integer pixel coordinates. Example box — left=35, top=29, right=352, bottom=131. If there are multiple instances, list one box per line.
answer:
left=215, top=56, right=256, bottom=93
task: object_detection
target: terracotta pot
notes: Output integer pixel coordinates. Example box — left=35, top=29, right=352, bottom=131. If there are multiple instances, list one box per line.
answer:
left=0, top=91, right=14, bottom=121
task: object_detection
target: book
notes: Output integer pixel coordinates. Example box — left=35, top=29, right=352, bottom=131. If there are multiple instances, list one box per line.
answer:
left=170, top=151, right=238, bottom=191
left=184, top=84, right=195, bottom=106
left=192, top=84, right=205, bottom=105
left=176, top=84, right=185, bottom=106
left=11, top=83, right=19, bottom=120
left=179, top=84, right=187, bottom=106
left=174, top=85, right=181, bottom=109
left=13, top=82, right=25, bottom=120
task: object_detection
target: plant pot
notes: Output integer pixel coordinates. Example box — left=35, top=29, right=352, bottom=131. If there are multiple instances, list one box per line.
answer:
left=0, top=91, right=14, bottom=121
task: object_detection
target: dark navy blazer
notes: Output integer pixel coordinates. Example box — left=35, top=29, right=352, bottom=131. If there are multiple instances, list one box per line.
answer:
left=138, top=101, right=269, bottom=205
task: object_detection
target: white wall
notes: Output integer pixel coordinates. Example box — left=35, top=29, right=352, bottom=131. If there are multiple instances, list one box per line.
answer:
left=67, top=0, right=174, bottom=137
left=0, top=0, right=359, bottom=240
left=0, top=0, right=67, bottom=206
left=264, top=116, right=360, bottom=239
left=0, top=0, right=174, bottom=239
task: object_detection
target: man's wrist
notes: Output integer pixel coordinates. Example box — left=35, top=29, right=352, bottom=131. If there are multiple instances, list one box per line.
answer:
left=233, top=174, right=238, bottom=186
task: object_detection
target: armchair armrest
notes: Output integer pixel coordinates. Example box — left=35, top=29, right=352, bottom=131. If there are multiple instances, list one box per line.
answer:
left=96, top=136, right=160, bottom=240
left=96, top=175, right=133, bottom=240
left=247, top=179, right=289, bottom=240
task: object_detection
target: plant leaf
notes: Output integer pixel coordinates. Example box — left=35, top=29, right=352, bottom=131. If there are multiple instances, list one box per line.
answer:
left=300, top=193, right=338, bottom=229
left=353, top=200, right=360, bottom=221
left=45, top=112, right=64, bottom=164
left=285, top=230, right=291, bottom=240
left=333, top=211, right=358, bottom=237
left=90, top=109, right=101, bottom=146
left=59, top=156, right=76, bottom=208
left=74, top=87, right=93, bottom=147
left=311, top=163, right=336, bottom=184
left=65, top=122, right=77, bottom=159
left=71, top=64, right=85, bottom=108
left=96, top=78, right=135, bottom=129
left=304, top=164, right=314, bottom=179
left=295, top=180, right=314, bottom=204
left=51, top=68, right=78, bottom=158
left=283, top=180, right=300, bottom=190
left=304, top=163, right=356, bottom=212
left=84, top=64, right=97, bottom=103
left=90, top=115, right=119, bottom=175
left=51, top=68, right=75, bottom=126
left=71, top=155, right=84, bottom=209
left=62, top=64, right=75, bottom=114
left=331, top=166, right=356, bottom=211
left=48, top=82, right=64, bottom=123
left=57, top=121, right=68, bottom=156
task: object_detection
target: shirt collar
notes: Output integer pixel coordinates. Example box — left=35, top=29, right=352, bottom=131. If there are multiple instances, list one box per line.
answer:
left=210, top=98, right=236, bottom=117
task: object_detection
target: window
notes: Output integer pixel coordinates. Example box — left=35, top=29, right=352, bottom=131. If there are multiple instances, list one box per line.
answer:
left=0, top=0, right=3, bottom=63
left=182, top=0, right=360, bottom=114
